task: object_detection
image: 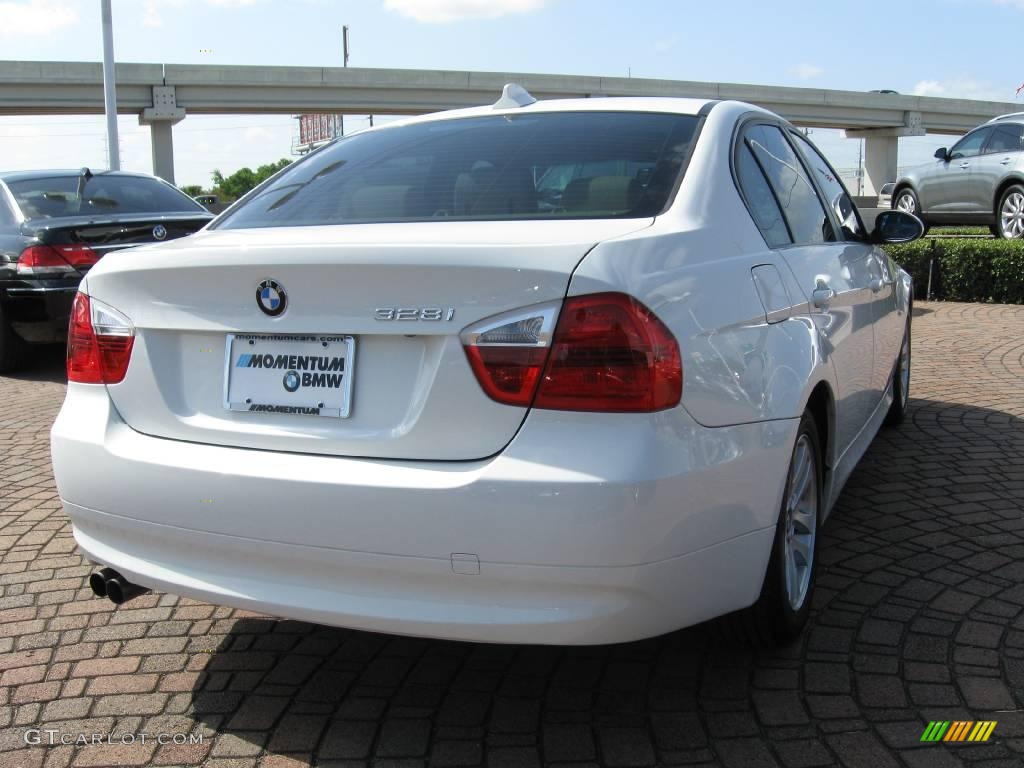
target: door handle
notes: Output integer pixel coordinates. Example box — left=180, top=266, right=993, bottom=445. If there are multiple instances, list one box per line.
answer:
left=1001, top=158, right=1013, bottom=165
left=811, top=286, right=835, bottom=309
left=959, top=162, right=970, bottom=169
left=869, top=277, right=884, bottom=293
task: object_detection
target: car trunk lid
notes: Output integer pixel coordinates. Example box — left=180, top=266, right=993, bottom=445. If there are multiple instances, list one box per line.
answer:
left=88, top=219, right=651, bottom=461
left=21, top=213, right=213, bottom=275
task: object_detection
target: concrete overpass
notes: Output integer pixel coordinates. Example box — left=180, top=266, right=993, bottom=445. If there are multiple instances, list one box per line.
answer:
left=2, top=60, right=1021, bottom=191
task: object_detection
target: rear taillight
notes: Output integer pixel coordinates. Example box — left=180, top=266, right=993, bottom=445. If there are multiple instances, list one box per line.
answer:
left=462, top=302, right=559, bottom=407
left=67, top=292, right=135, bottom=384
left=462, top=293, right=682, bottom=412
left=18, top=244, right=98, bottom=276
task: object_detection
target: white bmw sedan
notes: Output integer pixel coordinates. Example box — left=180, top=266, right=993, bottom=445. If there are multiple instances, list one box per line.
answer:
left=51, top=88, right=922, bottom=646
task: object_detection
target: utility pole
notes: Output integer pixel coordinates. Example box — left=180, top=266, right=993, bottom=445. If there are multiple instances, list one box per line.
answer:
left=100, top=0, right=120, bottom=170
left=339, top=25, right=349, bottom=139
left=857, top=139, right=864, bottom=196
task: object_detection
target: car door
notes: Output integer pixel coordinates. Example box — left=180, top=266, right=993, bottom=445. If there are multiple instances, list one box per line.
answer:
left=790, top=131, right=901, bottom=401
left=921, top=127, right=992, bottom=214
left=741, top=123, right=877, bottom=455
left=971, top=123, right=1024, bottom=215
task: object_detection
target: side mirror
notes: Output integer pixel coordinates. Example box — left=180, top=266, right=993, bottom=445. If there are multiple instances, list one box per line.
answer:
left=871, top=210, right=925, bottom=244
left=934, top=147, right=949, bottom=161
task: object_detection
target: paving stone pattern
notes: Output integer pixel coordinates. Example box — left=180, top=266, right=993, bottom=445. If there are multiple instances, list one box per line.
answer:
left=1, top=301, right=1023, bottom=767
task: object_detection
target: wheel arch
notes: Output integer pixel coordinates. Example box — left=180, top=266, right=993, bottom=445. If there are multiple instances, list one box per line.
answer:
left=802, top=381, right=835, bottom=483
left=891, top=181, right=916, bottom=209
left=992, top=175, right=1024, bottom=217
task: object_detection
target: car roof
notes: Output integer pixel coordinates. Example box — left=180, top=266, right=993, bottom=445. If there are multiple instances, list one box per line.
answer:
left=0, top=169, right=164, bottom=183
left=985, top=112, right=1024, bottom=125
left=375, top=95, right=719, bottom=132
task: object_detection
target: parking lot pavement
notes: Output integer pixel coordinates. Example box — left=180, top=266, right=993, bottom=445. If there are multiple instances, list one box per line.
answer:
left=1, top=302, right=1023, bottom=768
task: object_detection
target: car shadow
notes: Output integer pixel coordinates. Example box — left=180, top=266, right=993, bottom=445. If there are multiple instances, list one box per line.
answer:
left=171, top=391, right=1021, bottom=763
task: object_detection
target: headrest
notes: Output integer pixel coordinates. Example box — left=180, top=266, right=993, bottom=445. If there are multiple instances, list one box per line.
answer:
left=344, top=185, right=414, bottom=220
left=562, top=176, right=641, bottom=214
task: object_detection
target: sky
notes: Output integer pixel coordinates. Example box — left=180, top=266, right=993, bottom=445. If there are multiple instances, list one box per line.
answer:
left=1, top=0, right=1023, bottom=189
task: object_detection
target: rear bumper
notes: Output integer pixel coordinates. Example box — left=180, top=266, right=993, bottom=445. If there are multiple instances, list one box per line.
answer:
left=52, top=383, right=797, bottom=644
left=69, top=501, right=774, bottom=645
left=2, top=283, right=77, bottom=343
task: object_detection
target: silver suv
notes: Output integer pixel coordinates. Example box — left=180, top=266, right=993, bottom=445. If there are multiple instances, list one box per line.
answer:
left=893, top=113, right=1024, bottom=238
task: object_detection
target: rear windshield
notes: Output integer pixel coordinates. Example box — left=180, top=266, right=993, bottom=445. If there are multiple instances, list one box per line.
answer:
left=215, top=111, right=700, bottom=229
left=8, top=174, right=205, bottom=219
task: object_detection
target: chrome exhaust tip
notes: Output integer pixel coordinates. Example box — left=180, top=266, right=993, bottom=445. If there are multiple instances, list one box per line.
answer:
left=88, top=567, right=118, bottom=598
left=105, top=574, right=148, bottom=605
left=88, top=567, right=150, bottom=604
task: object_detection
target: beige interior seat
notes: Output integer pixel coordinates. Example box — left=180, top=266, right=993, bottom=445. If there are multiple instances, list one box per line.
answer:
left=562, top=176, right=641, bottom=214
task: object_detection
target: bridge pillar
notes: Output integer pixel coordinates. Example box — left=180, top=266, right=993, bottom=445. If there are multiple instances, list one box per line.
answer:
left=863, top=136, right=899, bottom=198
left=846, top=111, right=926, bottom=198
left=139, top=85, right=185, bottom=184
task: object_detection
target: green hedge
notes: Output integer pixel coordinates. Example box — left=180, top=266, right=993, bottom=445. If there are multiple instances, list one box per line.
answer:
left=884, top=238, right=1024, bottom=304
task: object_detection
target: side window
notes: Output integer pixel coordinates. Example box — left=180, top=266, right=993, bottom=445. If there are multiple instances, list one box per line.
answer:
left=791, top=132, right=865, bottom=241
left=745, top=124, right=834, bottom=245
left=986, top=124, right=1024, bottom=154
left=950, top=128, right=992, bottom=159
left=735, top=143, right=791, bottom=247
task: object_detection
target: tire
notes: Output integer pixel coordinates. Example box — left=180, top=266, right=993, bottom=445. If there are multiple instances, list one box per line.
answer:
left=0, top=303, right=27, bottom=373
left=893, top=188, right=929, bottom=235
left=995, top=184, right=1024, bottom=239
left=885, top=321, right=911, bottom=427
left=721, top=411, right=822, bottom=646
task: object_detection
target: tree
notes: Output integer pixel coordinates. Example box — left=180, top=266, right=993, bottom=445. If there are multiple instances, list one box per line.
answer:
left=211, top=159, right=292, bottom=201
left=179, top=184, right=204, bottom=198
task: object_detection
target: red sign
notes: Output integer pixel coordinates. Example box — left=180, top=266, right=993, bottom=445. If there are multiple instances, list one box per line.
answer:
left=298, top=114, right=343, bottom=145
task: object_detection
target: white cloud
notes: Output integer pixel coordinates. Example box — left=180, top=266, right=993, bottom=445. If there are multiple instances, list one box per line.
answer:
left=206, top=0, right=260, bottom=6
left=143, top=1, right=163, bottom=27
left=791, top=63, right=824, bottom=80
left=993, top=0, right=1024, bottom=8
left=0, top=0, right=77, bottom=39
left=911, top=77, right=1013, bottom=102
left=383, top=0, right=546, bottom=23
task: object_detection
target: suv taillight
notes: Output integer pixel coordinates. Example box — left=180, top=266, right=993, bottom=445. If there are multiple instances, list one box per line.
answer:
left=18, top=244, right=98, bottom=275
left=462, top=293, right=682, bottom=412
left=67, top=292, right=135, bottom=384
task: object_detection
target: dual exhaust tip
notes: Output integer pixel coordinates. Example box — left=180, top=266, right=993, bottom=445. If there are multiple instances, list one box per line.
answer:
left=88, top=567, right=149, bottom=605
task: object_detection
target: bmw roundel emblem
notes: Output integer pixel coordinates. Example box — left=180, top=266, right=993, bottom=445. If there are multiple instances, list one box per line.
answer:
left=256, top=279, right=286, bottom=317
left=282, top=370, right=300, bottom=392
left=152, top=224, right=167, bottom=240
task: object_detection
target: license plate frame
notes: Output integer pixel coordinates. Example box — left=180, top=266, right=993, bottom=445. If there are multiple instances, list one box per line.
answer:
left=223, top=333, right=356, bottom=418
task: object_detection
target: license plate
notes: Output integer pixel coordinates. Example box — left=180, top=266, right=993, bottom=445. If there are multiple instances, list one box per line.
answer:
left=224, top=333, right=355, bottom=418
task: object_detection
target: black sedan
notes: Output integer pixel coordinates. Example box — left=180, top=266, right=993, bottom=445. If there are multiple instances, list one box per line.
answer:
left=0, top=169, right=213, bottom=370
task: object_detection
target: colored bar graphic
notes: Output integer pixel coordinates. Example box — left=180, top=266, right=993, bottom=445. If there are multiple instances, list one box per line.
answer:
left=921, top=721, right=997, bottom=743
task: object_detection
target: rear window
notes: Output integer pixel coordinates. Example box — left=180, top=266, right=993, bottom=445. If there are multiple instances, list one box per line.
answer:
left=215, top=111, right=700, bottom=229
left=8, top=174, right=205, bottom=219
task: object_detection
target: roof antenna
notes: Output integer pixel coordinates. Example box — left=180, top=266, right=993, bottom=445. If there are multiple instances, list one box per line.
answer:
left=493, top=83, right=536, bottom=109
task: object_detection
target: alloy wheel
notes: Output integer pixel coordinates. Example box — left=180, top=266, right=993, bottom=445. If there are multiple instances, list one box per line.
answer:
left=896, top=193, right=916, bottom=214
left=783, top=435, right=818, bottom=611
left=1000, top=191, right=1024, bottom=238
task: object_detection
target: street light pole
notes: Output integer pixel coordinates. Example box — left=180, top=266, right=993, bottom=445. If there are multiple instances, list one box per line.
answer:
left=100, top=0, right=120, bottom=170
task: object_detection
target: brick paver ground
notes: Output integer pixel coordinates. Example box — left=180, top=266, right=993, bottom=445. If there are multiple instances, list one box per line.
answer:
left=2, top=301, right=1023, bottom=768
